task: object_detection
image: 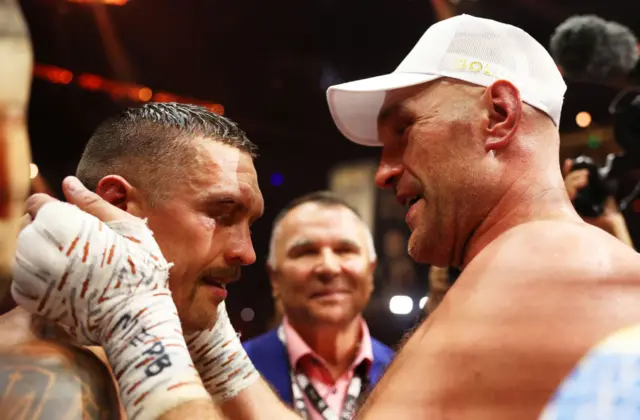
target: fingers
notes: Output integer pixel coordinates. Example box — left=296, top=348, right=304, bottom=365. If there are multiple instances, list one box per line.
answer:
left=61, top=176, right=137, bottom=223
left=25, top=193, right=59, bottom=219
left=562, top=159, right=573, bottom=177
left=564, top=169, right=589, bottom=200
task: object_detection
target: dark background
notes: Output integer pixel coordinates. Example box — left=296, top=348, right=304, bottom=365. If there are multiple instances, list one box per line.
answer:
left=18, top=0, right=640, bottom=346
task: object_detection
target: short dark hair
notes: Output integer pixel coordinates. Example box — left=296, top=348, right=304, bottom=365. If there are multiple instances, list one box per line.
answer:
left=267, top=191, right=376, bottom=266
left=76, top=102, right=258, bottom=204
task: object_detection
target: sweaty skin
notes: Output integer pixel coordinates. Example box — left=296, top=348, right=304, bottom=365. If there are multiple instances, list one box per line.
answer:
left=347, top=78, right=640, bottom=419
left=355, top=221, right=640, bottom=419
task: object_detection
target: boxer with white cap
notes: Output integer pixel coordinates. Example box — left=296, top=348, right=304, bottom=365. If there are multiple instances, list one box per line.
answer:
left=325, top=13, right=640, bottom=419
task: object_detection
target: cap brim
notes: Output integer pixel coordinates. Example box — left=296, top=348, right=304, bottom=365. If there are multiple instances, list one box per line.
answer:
left=327, top=72, right=442, bottom=146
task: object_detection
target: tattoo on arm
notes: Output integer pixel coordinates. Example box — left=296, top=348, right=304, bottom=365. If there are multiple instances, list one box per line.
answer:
left=0, top=349, right=122, bottom=420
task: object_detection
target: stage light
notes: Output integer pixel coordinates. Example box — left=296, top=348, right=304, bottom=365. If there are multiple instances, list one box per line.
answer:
left=240, top=308, right=255, bottom=322
left=576, top=111, right=591, bottom=128
left=137, top=87, right=153, bottom=102
left=389, top=295, right=413, bottom=315
left=29, top=163, right=38, bottom=180
left=77, top=74, right=104, bottom=91
left=68, top=0, right=129, bottom=5
left=207, top=104, right=225, bottom=115
left=34, top=63, right=225, bottom=115
left=419, top=296, right=428, bottom=309
left=270, top=173, right=284, bottom=187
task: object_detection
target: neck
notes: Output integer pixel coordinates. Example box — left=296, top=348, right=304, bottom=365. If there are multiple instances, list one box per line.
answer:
left=460, top=165, right=582, bottom=268
left=289, top=316, right=363, bottom=378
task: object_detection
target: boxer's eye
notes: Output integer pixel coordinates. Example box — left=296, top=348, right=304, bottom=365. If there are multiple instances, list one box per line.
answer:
left=396, top=125, right=409, bottom=137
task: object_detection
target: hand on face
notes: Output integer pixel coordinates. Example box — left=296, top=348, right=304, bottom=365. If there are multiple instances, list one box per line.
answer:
left=14, top=176, right=221, bottom=420
left=12, top=176, right=174, bottom=345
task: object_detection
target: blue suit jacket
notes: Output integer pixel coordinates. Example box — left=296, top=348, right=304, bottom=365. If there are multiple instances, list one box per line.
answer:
left=243, top=327, right=395, bottom=406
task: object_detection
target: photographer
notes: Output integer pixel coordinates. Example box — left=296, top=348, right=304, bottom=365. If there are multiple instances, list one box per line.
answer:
left=563, top=158, right=634, bottom=247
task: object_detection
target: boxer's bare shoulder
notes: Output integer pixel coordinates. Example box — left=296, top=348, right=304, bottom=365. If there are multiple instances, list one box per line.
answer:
left=0, top=307, right=123, bottom=419
left=356, top=220, right=640, bottom=420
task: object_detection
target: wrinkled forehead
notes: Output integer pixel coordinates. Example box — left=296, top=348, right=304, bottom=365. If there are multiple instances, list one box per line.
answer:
left=279, top=203, right=367, bottom=247
left=377, top=79, right=481, bottom=128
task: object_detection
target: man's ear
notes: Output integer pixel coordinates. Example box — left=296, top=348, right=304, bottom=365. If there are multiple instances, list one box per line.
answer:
left=266, top=263, right=281, bottom=300
left=95, top=175, right=140, bottom=215
left=481, top=80, right=522, bottom=152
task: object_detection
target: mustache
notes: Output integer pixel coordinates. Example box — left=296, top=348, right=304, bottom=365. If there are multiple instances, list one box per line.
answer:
left=200, top=267, right=241, bottom=282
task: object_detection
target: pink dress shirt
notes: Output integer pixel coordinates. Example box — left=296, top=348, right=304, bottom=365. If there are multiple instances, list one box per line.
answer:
left=282, top=316, right=373, bottom=420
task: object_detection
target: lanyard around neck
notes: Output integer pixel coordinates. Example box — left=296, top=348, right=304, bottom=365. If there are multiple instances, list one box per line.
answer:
left=277, top=325, right=368, bottom=420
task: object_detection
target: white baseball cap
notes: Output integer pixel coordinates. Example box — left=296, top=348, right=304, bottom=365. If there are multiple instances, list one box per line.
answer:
left=326, top=14, right=567, bottom=146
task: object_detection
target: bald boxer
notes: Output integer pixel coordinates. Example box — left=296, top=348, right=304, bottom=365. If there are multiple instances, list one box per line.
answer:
left=326, top=13, right=640, bottom=419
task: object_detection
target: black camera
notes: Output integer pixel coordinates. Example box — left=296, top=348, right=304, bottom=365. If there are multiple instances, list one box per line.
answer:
left=570, top=155, right=613, bottom=218
left=569, top=89, right=640, bottom=218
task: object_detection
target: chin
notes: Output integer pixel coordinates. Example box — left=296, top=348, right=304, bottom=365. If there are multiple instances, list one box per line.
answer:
left=179, top=303, right=219, bottom=333
left=407, top=231, right=430, bottom=264
left=311, top=308, right=355, bottom=326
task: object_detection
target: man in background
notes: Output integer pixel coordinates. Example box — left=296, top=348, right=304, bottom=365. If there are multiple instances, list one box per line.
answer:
left=244, top=191, right=394, bottom=419
left=563, top=158, right=634, bottom=247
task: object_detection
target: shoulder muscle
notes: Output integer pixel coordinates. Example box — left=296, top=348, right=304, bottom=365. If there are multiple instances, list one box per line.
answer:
left=0, top=341, right=122, bottom=419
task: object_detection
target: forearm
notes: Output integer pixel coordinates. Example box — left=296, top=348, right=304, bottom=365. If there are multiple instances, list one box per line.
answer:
left=218, top=377, right=301, bottom=420
left=599, top=214, right=634, bottom=247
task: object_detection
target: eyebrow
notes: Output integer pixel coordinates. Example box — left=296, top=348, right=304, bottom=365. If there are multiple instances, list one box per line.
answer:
left=287, top=238, right=362, bottom=252
left=202, top=193, right=263, bottom=222
left=377, top=102, right=412, bottom=126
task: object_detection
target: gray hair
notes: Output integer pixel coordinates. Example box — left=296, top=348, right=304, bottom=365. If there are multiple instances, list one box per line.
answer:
left=266, top=191, right=377, bottom=267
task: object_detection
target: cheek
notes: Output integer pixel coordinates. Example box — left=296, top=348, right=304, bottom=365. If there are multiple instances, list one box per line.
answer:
left=279, top=265, right=312, bottom=294
left=342, top=259, right=373, bottom=289
left=341, top=257, right=369, bottom=273
left=155, top=214, right=216, bottom=274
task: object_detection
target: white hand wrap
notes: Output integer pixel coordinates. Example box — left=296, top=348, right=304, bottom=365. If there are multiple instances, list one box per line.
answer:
left=186, top=301, right=259, bottom=401
left=12, top=202, right=210, bottom=420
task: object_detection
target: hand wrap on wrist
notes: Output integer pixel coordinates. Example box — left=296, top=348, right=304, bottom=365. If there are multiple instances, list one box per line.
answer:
left=12, top=202, right=211, bottom=420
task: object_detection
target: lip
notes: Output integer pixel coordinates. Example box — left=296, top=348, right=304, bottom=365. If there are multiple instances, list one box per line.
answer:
left=395, top=192, right=422, bottom=207
left=311, top=290, right=350, bottom=299
left=202, top=283, right=228, bottom=299
left=405, top=198, right=423, bottom=227
left=394, top=179, right=423, bottom=207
